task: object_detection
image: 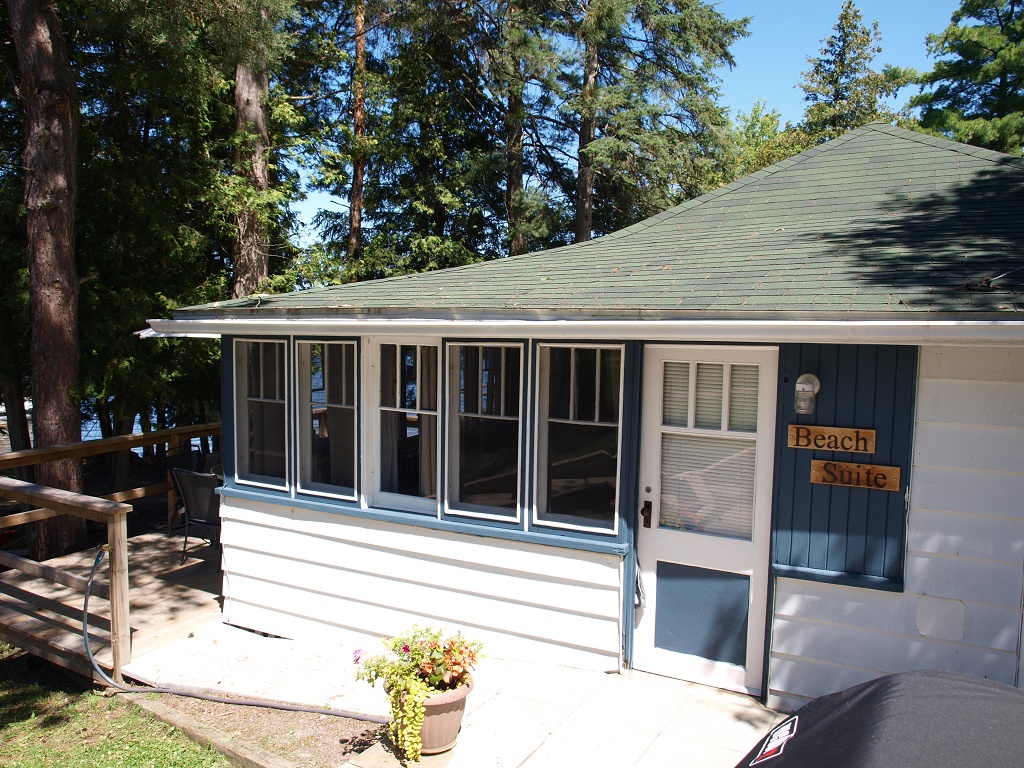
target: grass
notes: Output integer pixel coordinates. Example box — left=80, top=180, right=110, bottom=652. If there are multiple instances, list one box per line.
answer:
left=0, top=643, right=231, bottom=768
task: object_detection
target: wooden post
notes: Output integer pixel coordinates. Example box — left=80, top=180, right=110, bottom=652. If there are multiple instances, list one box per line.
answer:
left=106, top=512, right=130, bottom=682
left=166, top=434, right=181, bottom=533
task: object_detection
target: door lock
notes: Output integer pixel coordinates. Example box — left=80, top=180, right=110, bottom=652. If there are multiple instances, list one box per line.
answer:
left=640, top=500, right=652, bottom=528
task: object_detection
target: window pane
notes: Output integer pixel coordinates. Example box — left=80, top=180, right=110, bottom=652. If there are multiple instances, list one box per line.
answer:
left=460, top=346, right=479, bottom=415
left=455, top=415, right=518, bottom=511
left=660, top=433, right=755, bottom=540
left=481, top=347, right=503, bottom=416
left=542, top=422, right=617, bottom=529
left=261, top=342, right=279, bottom=400
left=343, top=344, right=355, bottom=406
left=380, top=345, right=397, bottom=408
left=326, top=344, right=344, bottom=404
left=298, top=341, right=357, bottom=497
left=504, top=348, right=520, bottom=418
left=573, top=348, right=597, bottom=422
left=310, top=344, right=326, bottom=404
left=401, top=346, right=418, bottom=409
left=248, top=400, right=286, bottom=479
left=380, top=411, right=436, bottom=499
left=247, top=342, right=261, bottom=398
left=729, top=365, right=759, bottom=433
left=599, top=349, right=621, bottom=423
left=420, top=346, right=438, bottom=410
left=547, top=347, right=571, bottom=419
left=310, top=405, right=355, bottom=492
left=449, top=344, right=521, bottom=518
left=663, top=362, right=690, bottom=427
left=695, top=363, right=724, bottom=429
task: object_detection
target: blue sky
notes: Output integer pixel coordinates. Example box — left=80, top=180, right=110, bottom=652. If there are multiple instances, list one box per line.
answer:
left=714, top=0, right=962, bottom=124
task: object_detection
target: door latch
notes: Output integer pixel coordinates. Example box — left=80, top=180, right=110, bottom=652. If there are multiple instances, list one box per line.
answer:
left=640, top=500, right=652, bottom=528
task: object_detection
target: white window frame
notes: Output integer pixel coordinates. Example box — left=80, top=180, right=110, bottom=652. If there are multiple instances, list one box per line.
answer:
left=533, top=343, right=625, bottom=535
left=364, top=337, right=442, bottom=516
left=444, top=342, right=525, bottom=522
left=295, top=340, right=359, bottom=501
left=233, top=337, right=289, bottom=490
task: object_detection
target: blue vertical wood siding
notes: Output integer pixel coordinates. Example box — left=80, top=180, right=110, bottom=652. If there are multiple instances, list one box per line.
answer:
left=772, top=344, right=917, bottom=589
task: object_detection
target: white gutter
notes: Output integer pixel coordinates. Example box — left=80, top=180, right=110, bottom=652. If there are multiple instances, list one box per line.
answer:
left=144, top=316, right=1024, bottom=346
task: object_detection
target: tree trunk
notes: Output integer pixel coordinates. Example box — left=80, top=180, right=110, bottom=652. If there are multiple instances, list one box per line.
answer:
left=506, top=69, right=526, bottom=256
left=111, top=411, right=135, bottom=493
left=347, top=0, right=367, bottom=259
left=575, top=39, right=597, bottom=244
left=8, top=0, right=86, bottom=559
left=231, top=62, right=270, bottom=299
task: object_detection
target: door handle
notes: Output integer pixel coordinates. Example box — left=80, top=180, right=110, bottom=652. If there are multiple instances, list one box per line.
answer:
left=641, top=500, right=652, bottom=528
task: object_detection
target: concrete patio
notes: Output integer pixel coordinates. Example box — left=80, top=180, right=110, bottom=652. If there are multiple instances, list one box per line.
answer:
left=122, top=622, right=785, bottom=768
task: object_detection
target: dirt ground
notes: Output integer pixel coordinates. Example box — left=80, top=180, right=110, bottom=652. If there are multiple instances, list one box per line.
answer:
left=140, top=691, right=385, bottom=767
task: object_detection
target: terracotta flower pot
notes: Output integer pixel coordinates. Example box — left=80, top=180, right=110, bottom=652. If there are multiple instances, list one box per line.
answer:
left=420, top=678, right=473, bottom=755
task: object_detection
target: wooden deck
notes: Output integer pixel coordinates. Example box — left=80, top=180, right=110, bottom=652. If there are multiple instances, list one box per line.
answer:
left=0, top=532, right=223, bottom=680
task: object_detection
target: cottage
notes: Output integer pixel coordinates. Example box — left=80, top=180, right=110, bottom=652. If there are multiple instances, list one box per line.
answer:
left=147, top=123, right=1024, bottom=712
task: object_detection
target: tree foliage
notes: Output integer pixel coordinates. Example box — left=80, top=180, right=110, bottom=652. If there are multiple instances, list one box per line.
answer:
left=911, top=0, right=1024, bottom=154
left=723, top=101, right=815, bottom=181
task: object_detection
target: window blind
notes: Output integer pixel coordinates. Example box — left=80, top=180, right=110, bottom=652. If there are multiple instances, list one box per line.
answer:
left=659, top=433, right=756, bottom=540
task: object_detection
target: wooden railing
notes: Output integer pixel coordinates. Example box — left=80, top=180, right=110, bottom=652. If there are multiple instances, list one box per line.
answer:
left=0, top=422, right=221, bottom=680
left=0, top=477, right=131, bottom=679
left=0, top=422, right=221, bottom=531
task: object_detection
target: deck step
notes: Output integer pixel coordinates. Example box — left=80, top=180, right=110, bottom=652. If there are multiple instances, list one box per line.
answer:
left=0, top=579, right=114, bottom=680
left=0, top=532, right=224, bottom=683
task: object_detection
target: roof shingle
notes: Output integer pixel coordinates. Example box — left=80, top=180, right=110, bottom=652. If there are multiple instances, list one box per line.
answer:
left=178, top=123, right=1024, bottom=320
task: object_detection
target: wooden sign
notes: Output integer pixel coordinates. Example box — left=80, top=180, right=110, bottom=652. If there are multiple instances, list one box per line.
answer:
left=811, top=460, right=900, bottom=492
left=788, top=425, right=876, bottom=453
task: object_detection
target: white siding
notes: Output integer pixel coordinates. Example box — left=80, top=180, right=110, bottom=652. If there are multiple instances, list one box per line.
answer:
left=220, top=498, right=624, bottom=671
left=767, top=345, right=1024, bottom=712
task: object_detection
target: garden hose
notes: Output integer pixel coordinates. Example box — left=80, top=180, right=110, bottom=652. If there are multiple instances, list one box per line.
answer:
left=82, top=546, right=389, bottom=724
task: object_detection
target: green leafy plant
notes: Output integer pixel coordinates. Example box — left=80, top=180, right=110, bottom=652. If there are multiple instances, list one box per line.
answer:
left=354, top=625, right=482, bottom=761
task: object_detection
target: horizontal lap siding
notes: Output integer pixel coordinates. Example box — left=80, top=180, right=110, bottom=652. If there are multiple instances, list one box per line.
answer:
left=768, top=346, right=1024, bottom=712
left=220, top=499, right=623, bottom=671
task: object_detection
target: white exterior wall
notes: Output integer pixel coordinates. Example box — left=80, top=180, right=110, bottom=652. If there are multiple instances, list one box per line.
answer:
left=220, top=497, right=624, bottom=671
left=767, top=345, right=1024, bottom=712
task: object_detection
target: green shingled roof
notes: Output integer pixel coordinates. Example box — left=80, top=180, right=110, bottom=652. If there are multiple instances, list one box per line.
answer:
left=178, top=123, right=1024, bottom=320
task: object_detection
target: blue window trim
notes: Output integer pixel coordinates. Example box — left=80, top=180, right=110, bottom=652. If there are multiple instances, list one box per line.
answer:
left=221, top=483, right=631, bottom=557
left=772, top=564, right=903, bottom=593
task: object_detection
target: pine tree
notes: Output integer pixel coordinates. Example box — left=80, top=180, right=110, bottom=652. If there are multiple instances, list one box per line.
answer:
left=558, top=0, right=749, bottom=240
left=910, top=0, right=1024, bottom=154
left=800, top=1, right=913, bottom=141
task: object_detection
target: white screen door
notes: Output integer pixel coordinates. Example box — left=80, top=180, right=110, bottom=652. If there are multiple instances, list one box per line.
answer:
left=633, top=345, right=777, bottom=695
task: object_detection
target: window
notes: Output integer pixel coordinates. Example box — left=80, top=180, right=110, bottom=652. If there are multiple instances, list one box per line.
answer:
left=378, top=343, right=439, bottom=512
left=659, top=360, right=760, bottom=540
left=536, top=345, right=623, bottom=532
left=235, top=340, right=287, bottom=487
left=297, top=341, right=357, bottom=498
left=446, top=344, right=523, bottom=519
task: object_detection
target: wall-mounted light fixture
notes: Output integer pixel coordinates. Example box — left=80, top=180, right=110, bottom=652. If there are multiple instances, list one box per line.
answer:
left=794, top=373, right=821, bottom=415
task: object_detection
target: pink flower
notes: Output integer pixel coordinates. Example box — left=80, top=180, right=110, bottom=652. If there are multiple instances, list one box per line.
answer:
left=402, top=644, right=411, bottom=654
left=353, top=649, right=363, bottom=664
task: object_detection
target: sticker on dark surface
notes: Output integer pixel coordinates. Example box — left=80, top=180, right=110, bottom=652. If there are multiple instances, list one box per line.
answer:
left=749, top=716, right=798, bottom=765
